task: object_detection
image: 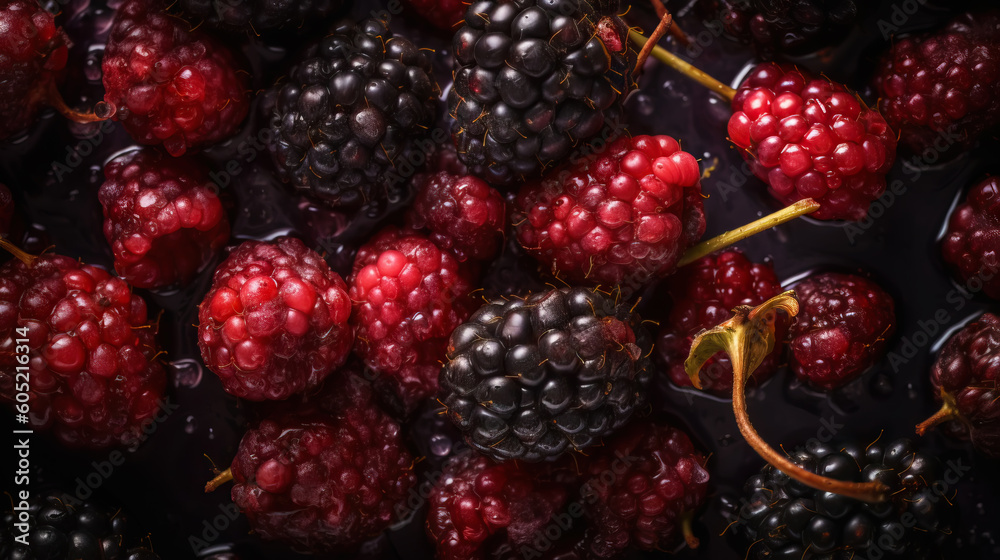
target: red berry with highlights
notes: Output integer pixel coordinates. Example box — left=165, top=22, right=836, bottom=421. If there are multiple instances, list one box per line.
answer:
left=102, top=0, right=250, bottom=155
left=728, top=63, right=896, bottom=221
left=349, top=227, right=477, bottom=413
left=579, top=420, right=709, bottom=559
left=789, top=272, right=895, bottom=390
left=406, top=172, right=506, bottom=262
left=99, top=148, right=230, bottom=289
left=657, top=250, right=785, bottom=396
left=427, top=449, right=576, bottom=560
left=922, top=312, right=1000, bottom=457
left=513, top=135, right=706, bottom=293
left=874, top=12, right=1000, bottom=155
left=0, top=0, right=68, bottom=140
left=197, top=237, right=353, bottom=401
left=230, top=371, right=416, bottom=553
left=941, top=175, right=1000, bottom=299
left=0, top=247, right=166, bottom=448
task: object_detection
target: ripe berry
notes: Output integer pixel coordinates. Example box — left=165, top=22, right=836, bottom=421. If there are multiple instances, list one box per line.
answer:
left=0, top=493, right=162, bottom=559
left=736, top=438, right=954, bottom=559
left=268, top=17, right=439, bottom=213
left=230, top=372, right=416, bottom=553
left=788, top=272, right=895, bottom=390
left=0, top=246, right=166, bottom=448
left=426, top=449, right=576, bottom=560
left=197, top=237, right=353, bottom=401
left=98, top=148, right=230, bottom=290
left=349, top=227, right=478, bottom=413
left=579, top=419, right=709, bottom=559
left=728, top=62, right=897, bottom=221
left=102, top=0, right=250, bottom=156
left=405, top=171, right=507, bottom=262
left=439, top=287, right=653, bottom=462
left=700, top=0, right=861, bottom=56
left=0, top=0, right=69, bottom=140
left=656, top=249, right=785, bottom=396
left=177, top=0, right=346, bottom=33
left=513, top=135, right=706, bottom=293
left=873, top=11, right=1000, bottom=155
left=918, top=312, right=1000, bottom=457
left=449, top=0, right=638, bottom=186
left=941, top=175, right=1000, bottom=299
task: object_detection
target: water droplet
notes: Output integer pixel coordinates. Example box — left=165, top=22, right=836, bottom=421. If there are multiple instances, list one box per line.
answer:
left=94, top=101, right=116, bottom=120
left=631, top=92, right=654, bottom=116
left=208, top=427, right=215, bottom=440
left=718, top=434, right=735, bottom=447
left=184, top=415, right=197, bottom=434
left=430, top=434, right=452, bottom=456
left=171, top=359, right=203, bottom=388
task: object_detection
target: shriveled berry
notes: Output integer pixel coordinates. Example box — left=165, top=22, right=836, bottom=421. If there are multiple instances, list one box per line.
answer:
left=102, top=0, right=250, bottom=155
left=197, top=237, right=353, bottom=401
left=349, top=227, right=477, bottom=414
left=98, top=148, right=230, bottom=289
left=789, top=272, right=895, bottom=389
left=230, top=371, right=416, bottom=553
left=513, top=135, right=706, bottom=294
left=729, top=63, right=896, bottom=221
left=657, top=250, right=785, bottom=395
left=406, top=172, right=506, bottom=262
left=0, top=249, right=166, bottom=448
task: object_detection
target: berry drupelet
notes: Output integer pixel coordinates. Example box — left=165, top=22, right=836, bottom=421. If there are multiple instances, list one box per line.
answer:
left=439, top=287, right=653, bottom=462
left=578, top=419, right=709, bottom=559
left=788, top=272, right=895, bottom=390
left=513, top=134, right=706, bottom=293
left=0, top=0, right=69, bottom=140
left=449, top=0, right=638, bottom=187
left=197, top=237, right=353, bottom=401
left=229, top=372, right=416, bottom=553
left=873, top=11, right=1000, bottom=156
left=426, top=449, right=576, bottom=560
left=102, top=0, right=250, bottom=156
left=917, top=312, right=1000, bottom=457
left=657, top=249, right=784, bottom=396
left=268, top=17, right=439, bottom=213
left=728, top=62, right=896, bottom=221
left=700, top=0, right=861, bottom=56
left=349, top=227, right=478, bottom=413
left=941, top=175, right=1000, bottom=300
left=0, top=245, right=166, bottom=448
left=177, top=0, right=346, bottom=33
left=98, top=148, right=230, bottom=290
left=736, top=438, right=954, bottom=559
left=405, top=171, right=507, bottom=262
left=0, top=493, right=161, bottom=559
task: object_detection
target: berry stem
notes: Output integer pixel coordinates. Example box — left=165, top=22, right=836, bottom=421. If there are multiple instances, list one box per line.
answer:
left=681, top=512, right=700, bottom=549
left=634, top=12, right=674, bottom=75
left=648, top=0, right=691, bottom=46
left=678, top=199, right=820, bottom=267
left=685, top=293, right=891, bottom=503
left=47, top=82, right=108, bottom=124
left=916, top=392, right=961, bottom=436
left=0, top=237, right=37, bottom=266
left=628, top=30, right=736, bottom=101
left=204, top=468, right=233, bottom=492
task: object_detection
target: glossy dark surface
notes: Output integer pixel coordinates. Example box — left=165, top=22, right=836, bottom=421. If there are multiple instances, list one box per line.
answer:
left=2, top=0, right=999, bottom=559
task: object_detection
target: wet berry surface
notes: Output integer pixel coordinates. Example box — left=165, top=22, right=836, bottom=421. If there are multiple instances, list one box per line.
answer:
left=2, top=0, right=1000, bottom=559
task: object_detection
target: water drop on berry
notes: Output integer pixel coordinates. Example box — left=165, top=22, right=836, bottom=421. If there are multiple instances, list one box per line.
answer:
left=430, top=434, right=452, bottom=456
left=170, top=358, right=203, bottom=388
